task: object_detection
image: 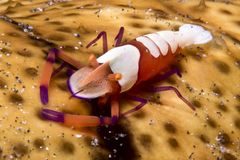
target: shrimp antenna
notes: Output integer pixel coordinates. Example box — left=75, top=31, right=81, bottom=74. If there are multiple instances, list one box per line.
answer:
left=69, top=89, right=84, bottom=99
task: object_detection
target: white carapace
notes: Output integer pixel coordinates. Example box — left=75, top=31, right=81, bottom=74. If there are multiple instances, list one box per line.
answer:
left=69, top=24, right=213, bottom=98
left=97, top=24, right=212, bottom=92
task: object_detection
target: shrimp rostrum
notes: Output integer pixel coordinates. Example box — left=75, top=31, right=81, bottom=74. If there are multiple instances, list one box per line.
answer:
left=40, top=24, right=213, bottom=127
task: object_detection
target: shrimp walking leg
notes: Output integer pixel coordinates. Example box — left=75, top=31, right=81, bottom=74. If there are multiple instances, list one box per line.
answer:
left=146, top=86, right=195, bottom=110
left=86, top=27, right=125, bottom=53
left=40, top=48, right=82, bottom=105
left=114, top=27, right=124, bottom=47
left=86, top=31, right=108, bottom=53
left=121, top=95, right=147, bottom=117
left=41, top=95, right=121, bottom=127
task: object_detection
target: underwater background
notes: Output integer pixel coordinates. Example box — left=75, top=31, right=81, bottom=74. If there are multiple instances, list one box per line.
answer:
left=0, top=0, right=239, bottom=159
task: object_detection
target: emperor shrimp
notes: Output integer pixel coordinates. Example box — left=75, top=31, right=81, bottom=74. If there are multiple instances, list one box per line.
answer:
left=40, top=24, right=212, bottom=127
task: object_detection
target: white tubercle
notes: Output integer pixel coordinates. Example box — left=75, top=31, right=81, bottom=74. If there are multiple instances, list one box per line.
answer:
left=157, top=31, right=179, bottom=53
left=136, top=36, right=160, bottom=58
left=97, top=45, right=140, bottom=92
left=145, top=33, right=169, bottom=56
left=178, top=24, right=213, bottom=48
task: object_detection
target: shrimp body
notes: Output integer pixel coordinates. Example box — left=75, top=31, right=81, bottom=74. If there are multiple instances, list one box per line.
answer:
left=40, top=24, right=212, bottom=127
left=97, top=24, right=212, bottom=93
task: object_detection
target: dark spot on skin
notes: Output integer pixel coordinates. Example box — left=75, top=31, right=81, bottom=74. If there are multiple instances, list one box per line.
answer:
left=184, top=47, right=205, bottom=61
left=150, top=25, right=162, bottom=30
left=235, top=59, right=240, bottom=69
left=129, top=14, right=143, bottom=20
left=25, top=67, right=38, bottom=77
left=33, top=138, right=45, bottom=150
left=198, top=134, right=210, bottom=143
left=64, top=13, right=80, bottom=16
left=222, top=153, right=237, bottom=160
left=234, top=118, right=240, bottom=129
left=57, top=83, right=68, bottom=91
left=83, top=137, right=92, bottom=146
left=61, top=3, right=75, bottom=7
left=81, top=3, right=94, bottom=8
left=47, top=21, right=64, bottom=25
left=90, top=150, right=108, bottom=160
left=6, top=32, right=21, bottom=37
left=172, top=25, right=180, bottom=31
left=191, top=100, right=202, bottom=108
left=56, top=27, right=72, bottom=33
left=61, top=141, right=75, bottom=154
left=235, top=20, right=240, bottom=27
left=77, top=26, right=92, bottom=34
left=0, top=77, right=7, bottom=89
left=61, top=45, right=77, bottom=52
left=133, top=110, right=146, bottom=119
left=22, top=14, right=41, bottom=19
left=47, top=34, right=66, bottom=41
left=189, top=17, right=205, bottom=23
left=9, top=93, right=24, bottom=105
left=235, top=105, right=240, bottom=113
left=166, top=77, right=176, bottom=84
left=30, top=40, right=47, bottom=47
left=225, top=33, right=240, bottom=44
left=17, top=49, right=33, bottom=57
left=164, top=122, right=177, bottom=134
left=131, top=23, right=143, bottom=28
left=13, top=143, right=28, bottom=157
left=167, top=138, right=179, bottom=148
left=55, top=71, right=68, bottom=79
left=211, top=85, right=223, bottom=97
left=138, top=134, right=152, bottom=150
left=206, top=116, right=217, bottom=128
left=148, top=94, right=161, bottom=105
left=235, top=94, right=240, bottom=102
left=219, top=9, right=232, bottom=15
left=217, top=132, right=231, bottom=146
left=213, top=60, right=230, bottom=74
left=0, top=48, right=12, bottom=55
left=152, top=9, right=169, bottom=19
left=185, top=83, right=194, bottom=92
left=0, top=147, right=2, bottom=157
left=217, top=102, right=228, bottom=112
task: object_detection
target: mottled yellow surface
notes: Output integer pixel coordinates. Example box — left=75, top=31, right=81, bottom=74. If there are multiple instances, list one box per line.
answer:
left=0, top=0, right=239, bottom=160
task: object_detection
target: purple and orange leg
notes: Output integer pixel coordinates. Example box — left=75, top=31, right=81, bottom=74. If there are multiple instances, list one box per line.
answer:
left=110, top=95, right=120, bottom=125
left=146, top=86, right=195, bottom=110
left=86, top=31, right=108, bottom=53
left=121, top=95, right=147, bottom=117
left=41, top=97, right=121, bottom=127
left=41, top=109, right=113, bottom=127
left=86, top=27, right=125, bottom=53
left=40, top=48, right=82, bottom=105
left=114, top=27, right=124, bottom=47
left=150, top=67, right=182, bottom=83
left=40, top=49, right=56, bottom=105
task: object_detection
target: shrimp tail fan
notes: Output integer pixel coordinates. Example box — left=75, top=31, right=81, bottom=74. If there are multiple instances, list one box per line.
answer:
left=178, top=24, right=213, bottom=48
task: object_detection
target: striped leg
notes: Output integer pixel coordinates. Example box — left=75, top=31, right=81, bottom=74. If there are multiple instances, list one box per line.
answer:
left=86, top=31, right=108, bottom=53
left=41, top=97, right=120, bottom=127
left=151, top=67, right=182, bottom=83
left=146, top=86, right=195, bottom=110
left=40, top=48, right=82, bottom=105
left=110, top=95, right=120, bottom=125
left=121, top=95, right=147, bottom=117
left=114, top=27, right=124, bottom=47
left=86, top=27, right=125, bottom=53
left=41, top=109, right=113, bottom=127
